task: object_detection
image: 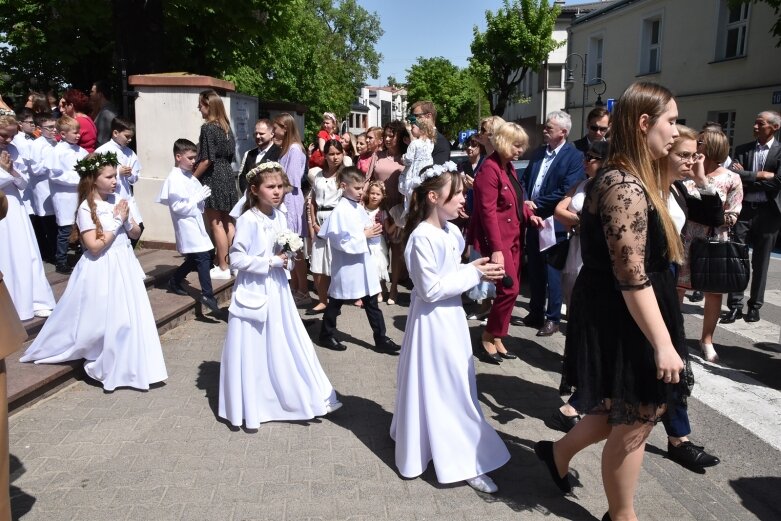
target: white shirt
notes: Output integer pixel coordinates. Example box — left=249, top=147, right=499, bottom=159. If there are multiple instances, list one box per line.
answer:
left=95, top=139, right=143, bottom=222
left=48, top=141, right=88, bottom=226
left=531, top=141, right=566, bottom=201
left=26, top=136, right=56, bottom=216
left=157, top=167, right=214, bottom=254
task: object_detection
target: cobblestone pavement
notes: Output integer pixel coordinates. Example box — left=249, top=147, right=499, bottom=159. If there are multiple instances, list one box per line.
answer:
left=9, top=282, right=781, bottom=521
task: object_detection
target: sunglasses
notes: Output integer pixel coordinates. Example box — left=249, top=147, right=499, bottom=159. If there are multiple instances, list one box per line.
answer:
left=585, top=154, right=603, bottom=162
left=406, top=114, right=417, bottom=125
left=589, top=125, right=609, bottom=133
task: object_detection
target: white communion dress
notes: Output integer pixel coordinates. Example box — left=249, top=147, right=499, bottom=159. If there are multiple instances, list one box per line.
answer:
left=20, top=196, right=168, bottom=391
left=218, top=207, right=338, bottom=429
left=0, top=144, right=56, bottom=320
left=390, top=221, right=510, bottom=483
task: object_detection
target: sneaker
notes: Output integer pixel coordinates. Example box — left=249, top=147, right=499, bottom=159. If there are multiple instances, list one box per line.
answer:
left=199, top=295, right=221, bottom=313
left=34, top=309, right=53, bottom=318
left=209, top=266, right=231, bottom=280
left=465, top=474, right=498, bottom=493
left=325, top=400, right=343, bottom=414
left=166, top=280, right=188, bottom=296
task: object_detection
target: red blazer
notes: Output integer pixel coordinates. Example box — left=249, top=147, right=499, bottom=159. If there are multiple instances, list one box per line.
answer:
left=469, top=152, right=533, bottom=256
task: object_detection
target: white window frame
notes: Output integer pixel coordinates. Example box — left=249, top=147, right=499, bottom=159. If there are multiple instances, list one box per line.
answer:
left=716, top=1, right=750, bottom=60
left=639, top=11, right=664, bottom=75
left=588, top=34, right=605, bottom=82
left=706, top=110, right=737, bottom=147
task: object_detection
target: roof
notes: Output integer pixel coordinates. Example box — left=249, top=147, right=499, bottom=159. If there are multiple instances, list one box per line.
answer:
left=364, top=86, right=406, bottom=94
left=571, top=0, right=642, bottom=25
left=557, top=0, right=617, bottom=18
left=351, top=102, right=370, bottom=113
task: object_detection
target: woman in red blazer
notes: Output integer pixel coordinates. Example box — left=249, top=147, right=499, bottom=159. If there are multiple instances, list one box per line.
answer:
left=469, top=122, right=540, bottom=363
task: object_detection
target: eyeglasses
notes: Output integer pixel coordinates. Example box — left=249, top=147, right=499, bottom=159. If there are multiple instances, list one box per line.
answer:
left=21, top=120, right=35, bottom=125
left=405, top=114, right=417, bottom=125
left=466, top=143, right=479, bottom=148
left=589, top=125, right=609, bottom=133
left=585, top=155, right=602, bottom=162
left=39, top=125, right=56, bottom=131
left=674, top=151, right=698, bottom=162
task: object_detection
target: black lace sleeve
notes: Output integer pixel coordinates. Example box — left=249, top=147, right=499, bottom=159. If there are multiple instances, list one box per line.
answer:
left=595, top=170, right=651, bottom=290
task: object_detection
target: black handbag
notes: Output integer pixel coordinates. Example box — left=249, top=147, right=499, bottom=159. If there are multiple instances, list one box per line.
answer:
left=685, top=191, right=725, bottom=228
left=689, top=229, right=749, bottom=293
left=545, top=238, right=570, bottom=270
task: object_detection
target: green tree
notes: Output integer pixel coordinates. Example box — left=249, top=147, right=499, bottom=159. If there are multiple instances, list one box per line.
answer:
left=729, top=0, right=781, bottom=46
left=405, top=57, right=488, bottom=139
left=469, top=0, right=563, bottom=116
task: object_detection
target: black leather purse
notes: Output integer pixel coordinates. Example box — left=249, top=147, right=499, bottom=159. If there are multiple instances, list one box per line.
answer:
left=545, top=238, right=570, bottom=270
left=689, top=228, right=749, bottom=294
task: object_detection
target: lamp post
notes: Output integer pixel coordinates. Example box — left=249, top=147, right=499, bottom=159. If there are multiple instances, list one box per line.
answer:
left=564, top=53, right=588, bottom=133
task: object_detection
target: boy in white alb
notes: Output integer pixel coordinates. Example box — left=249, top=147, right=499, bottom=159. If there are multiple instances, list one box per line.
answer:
left=157, top=139, right=219, bottom=313
left=94, top=117, right=144, bottom=244
left=316, top=166, right=399, bottom=352
left=48, top=115, right=88, bottom=274
left=27, top=112, right=58, bottom=262
left=12, top=108, right=37, bottom=216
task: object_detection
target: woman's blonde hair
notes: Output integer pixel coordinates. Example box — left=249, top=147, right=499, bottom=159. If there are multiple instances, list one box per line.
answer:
left=199, top=89, right=231, bottom=134
left=698, top=128, right=730, bottom=164
left=480, top=115, right=506, bottom=135
left=607, top=81, right=683, bottom=263
left=414, top=118, right=436, bottom=140
left=491, top=122, right=528, bottom=159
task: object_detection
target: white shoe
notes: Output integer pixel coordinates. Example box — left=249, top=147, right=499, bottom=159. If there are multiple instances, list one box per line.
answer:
left=325, top=400, right=343, bottom=414
left=700, top=342, right=719, bottom=363
left=210, top=266, right=231, bottom=280
left=34, top=309, right=52, bottom=318
left=466, top=474, right=498, bottom=494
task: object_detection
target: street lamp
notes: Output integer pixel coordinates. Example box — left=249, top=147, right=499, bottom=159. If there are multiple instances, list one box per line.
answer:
left=565, top=53, right=608, bottom=134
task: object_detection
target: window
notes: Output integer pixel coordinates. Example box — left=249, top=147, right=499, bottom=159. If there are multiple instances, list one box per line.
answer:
left=706, top=111, right=737, bottom=146
left=589, top=36, right=604, bottom=81
left=717, top=1, right=749, bottom=59
left=640, top=16, right=662, bottom=74
left=547, top=65, right=563, bottom=89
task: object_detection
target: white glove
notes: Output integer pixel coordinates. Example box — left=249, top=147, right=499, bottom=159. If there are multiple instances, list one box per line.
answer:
left=196, top=185, right=212, bottom=203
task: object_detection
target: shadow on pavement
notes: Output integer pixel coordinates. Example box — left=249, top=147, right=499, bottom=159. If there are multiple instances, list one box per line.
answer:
left=10, top=454, right=35, bottom=520
left=730, top=476, right=781, bottom=521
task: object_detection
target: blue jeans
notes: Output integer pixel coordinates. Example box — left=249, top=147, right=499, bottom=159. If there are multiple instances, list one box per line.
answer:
left=55, top=225, right=72, bottom=267
left=173, top=251, right=214, bottom=298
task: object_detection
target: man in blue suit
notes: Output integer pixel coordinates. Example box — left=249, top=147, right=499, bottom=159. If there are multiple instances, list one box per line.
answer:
left=519, top=111, right=584, bottom=336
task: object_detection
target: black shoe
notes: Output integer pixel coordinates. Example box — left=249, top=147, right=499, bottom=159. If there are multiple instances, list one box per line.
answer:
left=536, top=320, right=560, bottom=337
left=55, top=264, right=72, bottom=275
left=474, top=346, right=502, bottom=365
left=719, top=307, right=743, bottom=324
left=688, top=290, right=704, bottom=302
left=550, top=409, right=580, bottom=433
left=523, top=314, right=545, bottom=329
left=510, top=316, right=524, bottom=327
left=199, top=295, right=220, bottom=313
left=744, top=307, right=760, bottom=322
left=318, top=337, right=347, bottom=351
left=166, top=280, right=188, bottom=296
left=376, top=336, right=400, bottom=352
left=498, top=351, right=517, bottom=360
left=667, top=441, right=720, bottom=469
left=305, top=307, right=326, bottom=316
left=534, top=440, right=572, bottom=493
left=602, top=513, right=612, bottom=521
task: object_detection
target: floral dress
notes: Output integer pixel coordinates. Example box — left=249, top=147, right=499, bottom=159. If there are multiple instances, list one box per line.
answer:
left=677, top=169, right=743, bottom=289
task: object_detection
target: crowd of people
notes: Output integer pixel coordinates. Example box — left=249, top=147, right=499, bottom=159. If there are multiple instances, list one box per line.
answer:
left=1, top=81, right=780, bottom=521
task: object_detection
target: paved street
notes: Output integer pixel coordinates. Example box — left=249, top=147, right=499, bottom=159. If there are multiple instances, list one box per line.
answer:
left=8, top=258, right=781, bottom=521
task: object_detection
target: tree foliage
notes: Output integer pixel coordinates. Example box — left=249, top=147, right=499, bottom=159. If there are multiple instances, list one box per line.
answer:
left=729, top=0, right=781, bottom=46
left=469, top=0, right=563, bottom=116
left=0, top=0, right=382, bottom=141
left=405, top=57, right=488, bottom=139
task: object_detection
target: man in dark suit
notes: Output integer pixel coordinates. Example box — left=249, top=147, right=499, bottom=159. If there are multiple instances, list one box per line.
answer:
left=721, top=110, right=781, bottom=323
left=520, top=111, right=584, bottom=336
left=408, top=101, right=450, bottom=164
left=238, top=118, right=282, bottom=193
left=573, top=106, right=609, bottom=154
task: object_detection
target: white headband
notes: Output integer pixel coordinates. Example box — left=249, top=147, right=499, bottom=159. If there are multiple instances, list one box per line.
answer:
left=406, top=160, right=458, bottom=192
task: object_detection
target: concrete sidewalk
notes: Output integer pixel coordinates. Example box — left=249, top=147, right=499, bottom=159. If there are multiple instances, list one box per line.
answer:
left=8, top=289, right=780, bottom=520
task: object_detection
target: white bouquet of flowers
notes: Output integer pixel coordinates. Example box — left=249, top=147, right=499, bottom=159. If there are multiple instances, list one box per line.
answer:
left=276, top=230, right=304, bottom=254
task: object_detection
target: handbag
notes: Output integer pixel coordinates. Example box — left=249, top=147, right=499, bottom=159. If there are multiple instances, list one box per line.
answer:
left=545, top=238, right=570, bottom=271
left=689, top=228, right=749, bottom=294
left=228, top=286, right=269, bottom=323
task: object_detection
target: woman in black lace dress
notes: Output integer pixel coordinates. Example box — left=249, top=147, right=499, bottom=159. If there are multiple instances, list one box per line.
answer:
left=193, top=89, right=238, bottom=279
left=535, top=82, right=688, bottom=521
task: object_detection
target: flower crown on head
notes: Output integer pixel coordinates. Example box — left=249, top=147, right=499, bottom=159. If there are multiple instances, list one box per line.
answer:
left=246, top=161, right=283, bottom=183
left=74, top=152, right=120, bottom=177
left=408, top=160, right=458, bottom=191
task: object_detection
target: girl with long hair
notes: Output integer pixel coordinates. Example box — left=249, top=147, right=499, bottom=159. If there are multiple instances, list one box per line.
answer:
left=21, top=152, right=167, bottom=391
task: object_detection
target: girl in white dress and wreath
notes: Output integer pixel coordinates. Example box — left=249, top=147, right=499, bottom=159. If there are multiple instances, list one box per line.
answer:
left=218, top=161, right=341, bottom=429
left=0, top=112, right=55, bottom=320
left=362, top=180, right=390, bottom=301
left=21, top=152, right=168, bottom=391
left=390, top=162, right=510, bottom=493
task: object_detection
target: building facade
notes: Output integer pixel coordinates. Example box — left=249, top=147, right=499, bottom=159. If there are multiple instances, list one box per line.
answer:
left=567, top=0, right=781, bottom=145
left=353, top=86, right=408, bottom=131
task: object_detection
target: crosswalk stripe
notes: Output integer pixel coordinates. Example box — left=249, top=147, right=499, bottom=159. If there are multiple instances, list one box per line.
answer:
left=682, top=297, right=781, bottom=347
